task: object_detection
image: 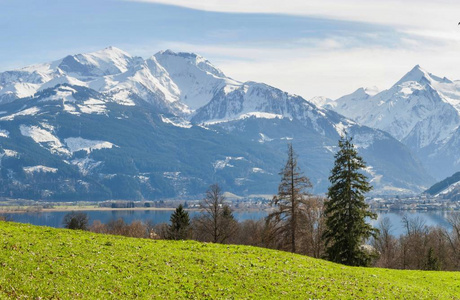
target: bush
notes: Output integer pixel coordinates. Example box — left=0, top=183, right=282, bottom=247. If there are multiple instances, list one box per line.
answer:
left=63, top=212, right=89, bottom=230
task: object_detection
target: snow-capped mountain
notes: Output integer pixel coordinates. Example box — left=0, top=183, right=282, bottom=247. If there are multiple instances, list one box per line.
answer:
left=191, top=81, right=432, bottom=194
left=0, top=47, right=434, bottom=200
left=325, top=65, right=460, bottom=180
left=153, top=50, right=241, bottom=111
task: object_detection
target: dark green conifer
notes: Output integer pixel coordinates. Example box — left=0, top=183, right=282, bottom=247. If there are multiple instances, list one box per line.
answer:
left=167, top=204, right=190, bottom=240
left=323, top=135, right=378, bottom=266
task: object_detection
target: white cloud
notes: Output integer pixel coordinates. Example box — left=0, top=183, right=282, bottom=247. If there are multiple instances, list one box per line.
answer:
left=122, top=0, right=460, bottom=99
left=129, top=0, right=460, bottom=31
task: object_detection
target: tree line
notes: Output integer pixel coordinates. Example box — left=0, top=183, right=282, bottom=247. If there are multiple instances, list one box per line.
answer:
left=59, top=135, right=460, bottom=271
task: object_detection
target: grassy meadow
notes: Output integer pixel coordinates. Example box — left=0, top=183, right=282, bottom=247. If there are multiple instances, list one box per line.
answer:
left=1, top=221, right=459, bottom=299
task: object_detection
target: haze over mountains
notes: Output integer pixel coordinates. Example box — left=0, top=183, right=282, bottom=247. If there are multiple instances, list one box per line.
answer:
left=0, top=47, right=444, bottom=200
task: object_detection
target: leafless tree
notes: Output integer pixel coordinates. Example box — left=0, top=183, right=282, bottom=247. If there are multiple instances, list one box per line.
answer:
left=372, top=217, right=398, bottom=268
left=193, top=184, right=238, bottom=243
left=267, top=143, right=312, bottom=253
left=298, top=196, right=326, bottom=258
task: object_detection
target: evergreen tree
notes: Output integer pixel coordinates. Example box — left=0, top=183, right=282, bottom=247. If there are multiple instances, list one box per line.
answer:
left=268, top=143, right=312, bottom=253
left=425, top=247, right=440, bottom=271
left=323, top=135, right=378, bottom=266
left=167, top=204, right=190, bottom=240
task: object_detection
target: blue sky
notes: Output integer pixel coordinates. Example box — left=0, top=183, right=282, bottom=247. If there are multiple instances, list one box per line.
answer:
left=2, top=0, right=460, bottom=98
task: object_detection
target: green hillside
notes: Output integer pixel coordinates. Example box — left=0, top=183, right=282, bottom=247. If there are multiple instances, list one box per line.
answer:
left=1, top=221, right=459, bottom=299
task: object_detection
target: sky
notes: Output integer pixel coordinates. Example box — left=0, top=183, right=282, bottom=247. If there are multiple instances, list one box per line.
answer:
left=1, top=0, right=460, bottom=99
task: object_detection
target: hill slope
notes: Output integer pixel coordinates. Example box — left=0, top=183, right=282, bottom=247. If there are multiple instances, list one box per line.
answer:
left=425, top=171, right=460, bottom=199
left=1, top=221, right=459, bottom=299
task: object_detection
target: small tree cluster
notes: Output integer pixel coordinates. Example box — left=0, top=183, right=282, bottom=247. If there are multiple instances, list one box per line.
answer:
left=371, top=215, right=458, bottom=271
left=192, top=184, right=238, bottom=243
left=63, top=212, right=89, bottom=230
left=89, top=218, right=155, bottom=238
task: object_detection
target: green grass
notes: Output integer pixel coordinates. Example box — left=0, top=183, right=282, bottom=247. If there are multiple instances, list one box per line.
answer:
left=1, top=222, right=459, bottom=299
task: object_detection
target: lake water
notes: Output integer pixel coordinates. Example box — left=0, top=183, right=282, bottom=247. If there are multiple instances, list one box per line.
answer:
left=1, top=209, right=268, bottom=229
left=2, top=209, right=458, bottom=237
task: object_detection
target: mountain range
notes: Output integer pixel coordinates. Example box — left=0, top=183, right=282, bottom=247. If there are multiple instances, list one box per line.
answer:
left=0, top=47, right=435, bottom=200
left=316, top=65, right=460, bottom=181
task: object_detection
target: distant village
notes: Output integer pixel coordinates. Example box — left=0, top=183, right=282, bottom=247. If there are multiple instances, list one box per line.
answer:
left=367, top=194, right=460, bottom=211
left=2, top=193, right=460, bottom=213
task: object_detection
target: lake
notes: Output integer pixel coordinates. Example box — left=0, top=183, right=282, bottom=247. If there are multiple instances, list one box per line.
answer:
left=1, top=209, right=268, bottom=229
left=2, top=209, right=458, bottom=236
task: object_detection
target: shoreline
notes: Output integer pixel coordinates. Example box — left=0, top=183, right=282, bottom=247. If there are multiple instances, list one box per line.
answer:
left=0, top=206, right=271, bottom=214
left=0, top=207, right=178, bottom=214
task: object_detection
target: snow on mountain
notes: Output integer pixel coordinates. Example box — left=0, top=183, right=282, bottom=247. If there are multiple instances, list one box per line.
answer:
left=23, top=165, right=58, bottom=174
left=0, top=47, right=436, bottom=198
left=0, top=106, right=40, bottom=121
left=0, top=47, right=239, bottom=114
left=308, top=96, right=334, bottom=108
left=154, top=50, right=241, bottom=111
left=324, top=65, right=460, bottom=179
left=20, top=124, right=70, bottom=156
left=191, top=79, right=431, bottom=194
left=70, top=157, right=103, bottom=176
left=332, top=65, right=460, bottom=143
left=64, top=137, right=116, bottom=154
left=192, top=81, right=354, bottom=138
left=57, top=46, right=134, bottom=77
left=0, top=47, right=134, bottom=103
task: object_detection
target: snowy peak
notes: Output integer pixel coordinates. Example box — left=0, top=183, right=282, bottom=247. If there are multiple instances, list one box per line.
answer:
left=155, top=50, right=226, bottom=78
left=57, top=46, right=134, bottom=77
left=324, top=64, right=460, bottom=180
left=394, top=65, right=428, bottom=86
left=153, top=50, right=241, bottom=111
left=0, top=47, right=242, bottom=113
left=394, top=65, right=453, bottom=88
left=309, top=96, right=332, bottom=107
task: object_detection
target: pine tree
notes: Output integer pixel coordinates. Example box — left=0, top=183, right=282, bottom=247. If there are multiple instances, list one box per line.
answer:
left=268, top=143, right=312, bottom=253
left=322, top=135, right=378, bottom=266
left=167, top=204, right=190, bottom=240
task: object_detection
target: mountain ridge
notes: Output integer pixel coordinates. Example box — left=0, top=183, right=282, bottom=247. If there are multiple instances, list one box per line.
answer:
left=0, top=47, right=435, bottom=199
left=321, top=65, right=460, bottom=180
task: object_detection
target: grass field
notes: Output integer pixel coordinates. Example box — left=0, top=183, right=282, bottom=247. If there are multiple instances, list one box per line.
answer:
left=1, top=221, right=460, bottom=299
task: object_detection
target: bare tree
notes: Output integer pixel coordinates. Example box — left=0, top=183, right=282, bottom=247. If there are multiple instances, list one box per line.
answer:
left=89, top=220, right=107, bottom=234
left=400, top=215, right=429, bottom=269
left=443, top=213, right=460, bottom=268
left=234, top=219, right=266, bottom=247
left=268, top=143, right=312, bottom=253
left=372, top=217, right=398, bottom=268
left=194, top=184, right=238, bottom=243
left=298, top=196, right=326, bottom=258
